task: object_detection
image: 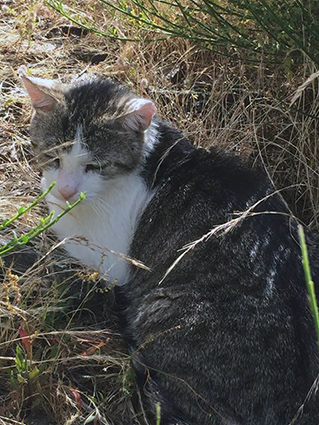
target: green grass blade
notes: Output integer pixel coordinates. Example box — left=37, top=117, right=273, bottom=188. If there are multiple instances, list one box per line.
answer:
left=0, top=182, right=56, bottom=231
left=0, top=188, right=86, bottom=257
left=298, top=225, right=319, bottom=347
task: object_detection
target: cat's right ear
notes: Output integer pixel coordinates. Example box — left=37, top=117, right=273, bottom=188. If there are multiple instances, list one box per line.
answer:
left=19, top=66, right=64, bottom=113
left=120, top=99, right=156, bottom=132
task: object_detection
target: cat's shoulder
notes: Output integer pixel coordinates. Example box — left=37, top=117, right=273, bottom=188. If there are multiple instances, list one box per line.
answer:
left=147, top=120, right=270, bottom=203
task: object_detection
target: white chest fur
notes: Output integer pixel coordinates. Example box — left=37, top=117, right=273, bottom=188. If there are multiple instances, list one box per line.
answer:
left=44, top=172, right=151, bottom=285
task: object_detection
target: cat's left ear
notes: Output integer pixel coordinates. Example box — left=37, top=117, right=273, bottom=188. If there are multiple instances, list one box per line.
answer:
left=120, top=99, right=156, bottom=132
left=19, top=66, right=65, bottom=113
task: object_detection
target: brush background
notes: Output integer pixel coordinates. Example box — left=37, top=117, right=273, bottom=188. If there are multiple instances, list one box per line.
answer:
left=1, top=1, right=319, bottom=424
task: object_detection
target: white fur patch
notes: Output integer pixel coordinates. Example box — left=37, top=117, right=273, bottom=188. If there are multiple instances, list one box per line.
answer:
left=43, top=131, right=154, bottom=285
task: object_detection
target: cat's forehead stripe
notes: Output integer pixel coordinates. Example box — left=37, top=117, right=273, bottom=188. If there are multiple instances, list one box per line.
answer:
left=72, top=125, right=87, bottom=156
left=75, top=125, right=83, bottom=144
left=59, top=125, right=89, bottom=163
left=62, top=143, right=89, bottom=166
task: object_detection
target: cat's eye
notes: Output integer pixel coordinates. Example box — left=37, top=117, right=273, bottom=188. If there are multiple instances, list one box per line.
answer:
left=85, top=163, right=100, bottom=173
left=52, top=158, right=60, bottom=168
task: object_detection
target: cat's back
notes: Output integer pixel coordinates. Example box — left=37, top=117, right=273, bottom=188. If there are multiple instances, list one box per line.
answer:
left=132, top=124, right=286, bottom=284
left=124, top=124, right=319, bottom=424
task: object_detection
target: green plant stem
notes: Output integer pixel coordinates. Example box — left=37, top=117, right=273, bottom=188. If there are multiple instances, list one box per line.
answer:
left=0, top=184, right=85, bottom=257
left=0, top=183, right=56, bottom=231
left=298, top=225, right=319, bottom=347
left=156, top=402, right=161, bottom=425
left=45, top=0, right=142, bottom=41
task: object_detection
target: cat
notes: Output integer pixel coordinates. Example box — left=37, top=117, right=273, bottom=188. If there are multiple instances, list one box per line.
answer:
left=19, top=66, right=157, bottom=285
left=20, top=67, right=319, bottom=425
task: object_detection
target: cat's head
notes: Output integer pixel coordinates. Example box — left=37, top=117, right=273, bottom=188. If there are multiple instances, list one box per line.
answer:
left=19, top=67, right=156, bottom=203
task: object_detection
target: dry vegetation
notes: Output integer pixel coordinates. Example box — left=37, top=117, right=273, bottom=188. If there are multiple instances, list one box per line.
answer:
left=1, top=0, right=319, bottom=424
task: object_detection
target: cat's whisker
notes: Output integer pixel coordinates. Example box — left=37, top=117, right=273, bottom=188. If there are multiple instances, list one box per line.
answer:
left=89, top=200, right=111, bottom=215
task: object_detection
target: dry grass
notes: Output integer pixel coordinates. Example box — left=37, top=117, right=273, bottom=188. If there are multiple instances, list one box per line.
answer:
left=1, top=0, right=319, bottom=424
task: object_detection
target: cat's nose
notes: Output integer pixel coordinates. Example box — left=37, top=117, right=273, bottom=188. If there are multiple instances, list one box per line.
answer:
left=58, top=186, right=77, bottom=200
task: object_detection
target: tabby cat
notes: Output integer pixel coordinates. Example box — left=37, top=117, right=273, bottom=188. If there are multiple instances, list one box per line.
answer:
left=20, top=67, right=319, bottom=424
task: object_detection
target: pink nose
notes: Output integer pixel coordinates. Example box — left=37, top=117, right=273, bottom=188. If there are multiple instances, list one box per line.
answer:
left=58, top=186, right=77, bottom=200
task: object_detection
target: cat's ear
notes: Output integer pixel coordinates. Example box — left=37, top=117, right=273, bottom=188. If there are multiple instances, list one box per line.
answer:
left=120, top=99, right=156, bottom=132
left=19, top=66, right=64, bottom=113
